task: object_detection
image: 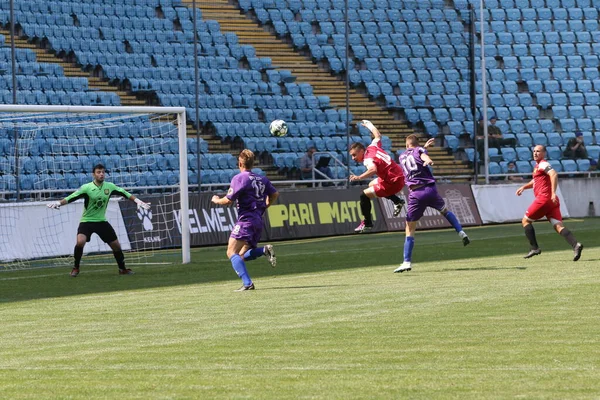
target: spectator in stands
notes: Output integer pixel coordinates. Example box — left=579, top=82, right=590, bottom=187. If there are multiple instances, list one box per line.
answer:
left=300, top=147, right=333, bottom=181
left=476, top=117, right=516, bottom=158
left=563, top=131, right=588, bottom=160
left=505, top=161, right=524, bottom=182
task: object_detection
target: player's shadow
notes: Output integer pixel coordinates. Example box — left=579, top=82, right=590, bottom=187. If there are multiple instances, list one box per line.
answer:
left=261, top=284, right=348, bottom=290
left=441, top=266, right=528, bottom=272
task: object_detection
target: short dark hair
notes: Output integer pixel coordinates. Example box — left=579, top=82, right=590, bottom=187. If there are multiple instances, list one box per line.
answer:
left=93, top=164, right=105, bottom=173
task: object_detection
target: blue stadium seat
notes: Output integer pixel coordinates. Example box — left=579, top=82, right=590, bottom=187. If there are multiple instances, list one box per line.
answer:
left=546, top=146, right=561, bottom=159
left=547, top=132, right=563, bottom=146
left=516, top=134, right=533, bottom=148
left=576, top=159, right=591, bottom=171
left=516, top=147, right=532, bottom=161
left=588, top=145, right=600, bottom=160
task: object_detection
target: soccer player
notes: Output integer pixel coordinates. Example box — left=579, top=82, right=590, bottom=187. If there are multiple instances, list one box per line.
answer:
left=516, top=145, right=583, bottom=260
left=394, top=134, right=470, bottom=273
left=47, top=164, right=151, bottom=277
left=349, top=120, right=406, bottom=233
left=211, top=149, right=279, bottom=291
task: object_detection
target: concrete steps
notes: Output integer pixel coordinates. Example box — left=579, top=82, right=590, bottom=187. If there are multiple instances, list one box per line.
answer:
left=177, top=0, right=473, bottom=178
left=0, top=28, right=146, bottom=106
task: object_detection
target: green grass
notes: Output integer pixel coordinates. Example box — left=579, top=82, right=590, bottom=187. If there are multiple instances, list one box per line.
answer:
left=1, top=219, right=600, bottom=399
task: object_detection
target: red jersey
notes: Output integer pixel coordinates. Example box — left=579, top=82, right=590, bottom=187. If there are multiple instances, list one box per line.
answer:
left=532, top=159, right=553, bottom=199
left=363, top=138, right=404, bottom=183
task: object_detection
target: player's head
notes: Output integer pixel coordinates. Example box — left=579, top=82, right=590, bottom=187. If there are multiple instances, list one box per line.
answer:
left=92, top=164, right=105, bottom=182
left=238, top=149, right=255, bottom=171
left=349, top=142, right=365, bottom=162
left=405, top=134, right=419, bottom=149
left=533, top=145, right=546, bottom=162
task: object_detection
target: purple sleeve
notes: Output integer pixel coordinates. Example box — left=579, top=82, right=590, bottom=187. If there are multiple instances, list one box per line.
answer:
left=226, top=175, right=244, bottom=202
left=263, top=177, right=277, bottom=196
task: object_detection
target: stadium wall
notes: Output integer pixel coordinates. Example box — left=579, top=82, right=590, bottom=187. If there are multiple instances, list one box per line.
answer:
left=472, top=183, right=570, bottom=224
left=0, top=199, right=130, bottom=262
left=7, top=177, right=594, bottom=261
left=556, top=177, right=600, bottom=218
left=473, top=177, right=599, bottom=223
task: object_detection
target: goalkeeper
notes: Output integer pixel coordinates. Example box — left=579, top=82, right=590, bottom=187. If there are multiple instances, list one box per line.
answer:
left=47, top=164, right=151, bottom=277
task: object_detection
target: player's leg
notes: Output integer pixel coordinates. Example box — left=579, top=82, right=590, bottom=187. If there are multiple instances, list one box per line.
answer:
left=522, top=217, right=541, bottom=258
left=425, top=186, right=470, bottom=246
left=393, top=190, right=425, bottom=273
left=227, top=237, right=254, bottom=291
left=355, top=186, right=377, bottom=233
left=439, top=206, right=470, bottom=246
left=242, top=244, right=276, bottom=267
left=522, top=200, right=545, bottom=258
left=387, top=193, right=406, bottom=217
left=547, top=206, right=583, bottom=261
left=239, top=220, right=276, bottom=267
left=71, top=230, right=88, bottom=277
left=394, top=221, right=417, bottom=273
left=72, top=223, right=94, bottom=277
left=97, top=222, right=132, bottom=275
left=384, top=178, right=406, bottom=216
left=107, top=239, right=133, bottom=275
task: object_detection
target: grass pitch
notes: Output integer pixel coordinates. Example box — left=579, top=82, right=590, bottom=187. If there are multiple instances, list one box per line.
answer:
left=1, top=219, right=599, bottom=399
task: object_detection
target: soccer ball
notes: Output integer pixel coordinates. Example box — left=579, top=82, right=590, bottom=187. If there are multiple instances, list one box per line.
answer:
left=269, top=119, right=288, bottom=137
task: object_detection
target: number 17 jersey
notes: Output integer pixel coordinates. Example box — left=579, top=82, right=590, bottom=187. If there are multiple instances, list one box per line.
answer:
left=398, top=147, right=436, bottom=187
left=363, top=138, right=404, bottom=183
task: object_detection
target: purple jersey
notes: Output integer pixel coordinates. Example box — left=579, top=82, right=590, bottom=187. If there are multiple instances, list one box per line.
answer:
left=226, top=171, right=276, bottom=222
left=398, top=147, right=436, bottom=187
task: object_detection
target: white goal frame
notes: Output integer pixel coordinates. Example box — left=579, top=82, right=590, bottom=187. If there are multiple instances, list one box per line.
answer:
left=0, top=104, right=190, bottom=264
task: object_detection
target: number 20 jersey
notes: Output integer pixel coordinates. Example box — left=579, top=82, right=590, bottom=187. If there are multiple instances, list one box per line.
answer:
left=398, top=147, right=436, bottom=187
left=363, top=138, right=404, bottom=183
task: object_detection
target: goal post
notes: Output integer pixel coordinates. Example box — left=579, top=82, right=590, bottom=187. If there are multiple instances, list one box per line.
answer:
left=0, top=104, right=190, bottom=269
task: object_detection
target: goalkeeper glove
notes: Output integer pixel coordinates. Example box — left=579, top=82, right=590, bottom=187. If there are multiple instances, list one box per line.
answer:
left=135, top=198, right=151, bottom=210
left=47, top=201, right=61, bottom=209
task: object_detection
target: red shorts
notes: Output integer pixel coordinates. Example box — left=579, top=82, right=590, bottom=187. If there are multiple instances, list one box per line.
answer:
left=525, top=197, right=562, bottom=222
left=373, top=177, right=405, bottom=198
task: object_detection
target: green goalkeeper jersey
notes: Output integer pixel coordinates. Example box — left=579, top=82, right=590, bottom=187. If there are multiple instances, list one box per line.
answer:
left=64, top=181, right=131, bottom=222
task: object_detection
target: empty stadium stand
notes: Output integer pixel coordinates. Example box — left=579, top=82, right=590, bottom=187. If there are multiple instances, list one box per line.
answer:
left=2, top=0, right=599, bottom=187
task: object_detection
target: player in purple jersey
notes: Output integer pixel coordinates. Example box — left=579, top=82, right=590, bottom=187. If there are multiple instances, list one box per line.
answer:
left=394, top=135, right=470, bottom=273
left=211, top=149, right=279, bottom=291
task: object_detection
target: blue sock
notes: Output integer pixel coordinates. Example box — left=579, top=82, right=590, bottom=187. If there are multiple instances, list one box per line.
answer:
left=445, top=211, right=463, bottom=233
left=230, top=254, right=252, bottom=286
left=404, top=236, right=415, bottom=262
left=243, top=247, right=265, bottom=261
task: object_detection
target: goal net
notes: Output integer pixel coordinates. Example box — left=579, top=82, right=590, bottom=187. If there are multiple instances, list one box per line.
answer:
left=0, top=105, right=190, bottom=271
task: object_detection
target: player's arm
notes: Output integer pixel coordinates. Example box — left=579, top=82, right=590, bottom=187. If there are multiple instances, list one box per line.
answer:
left=212, top=195, right=233, bottom=206
left=212, top=182, right=236, bottom=206
left=420, top=152, right=434, bottom=167
left=47, top=187, right=85, bottom=209
left=515, top=179, right=534, bottom=196
left=361, top=120, right=381, bottom=140
left=423, top=138, right=435, bottom=148
left=266, top=191, right=279, bottom=208
left=548, top=169, right=559, bottom=203
left=111, top=185, right=151, bottom=210
left=350, top=163, right=377, bottom=181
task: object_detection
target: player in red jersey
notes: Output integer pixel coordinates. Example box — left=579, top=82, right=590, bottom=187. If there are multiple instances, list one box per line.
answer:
left=349, top=120, right=406, bottom=233
left=516, top=145, right=583, bottom=260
